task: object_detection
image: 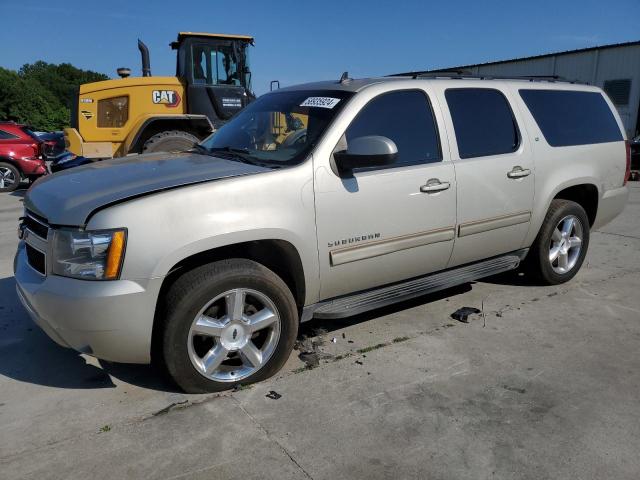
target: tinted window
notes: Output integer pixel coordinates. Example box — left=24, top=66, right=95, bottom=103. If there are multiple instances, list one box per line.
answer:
left=345, top=90, right=441, bottom=167
left=445, top=88, right=519, bottom=159
left=0, top=129, right=18, bottom=140
left=519, top=89, right=623, bottom=147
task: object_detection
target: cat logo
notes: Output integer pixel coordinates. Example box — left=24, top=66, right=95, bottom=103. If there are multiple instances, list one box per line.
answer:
left=152, top=90, right=181, bottom=108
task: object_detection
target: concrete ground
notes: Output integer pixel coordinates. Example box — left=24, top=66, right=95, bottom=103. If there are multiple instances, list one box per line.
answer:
left=1, top=184, right=639, bottom=480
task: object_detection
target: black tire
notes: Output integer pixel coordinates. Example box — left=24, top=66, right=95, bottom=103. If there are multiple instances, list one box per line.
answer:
left=526, top=199, right=590, bottom=285
left=0, top=162, right=21, bottom=192
left=142, top=130, right=199, bottom=154
left=161, top=259, right=298, bottom=393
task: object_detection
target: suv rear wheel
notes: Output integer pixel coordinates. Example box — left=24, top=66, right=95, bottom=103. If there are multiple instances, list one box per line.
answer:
left=0, top=162, right=20, bottom=192
left=527, top=199, right=590, bottom=285
left=161, top=259, right=298, bottom=393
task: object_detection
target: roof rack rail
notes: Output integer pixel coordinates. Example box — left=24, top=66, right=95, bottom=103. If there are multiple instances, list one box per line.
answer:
left=387, top=71, right=582, bottom=84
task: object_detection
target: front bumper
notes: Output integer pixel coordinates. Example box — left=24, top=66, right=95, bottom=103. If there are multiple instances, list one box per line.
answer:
left=14, top=242, right=162, bottom=364
left=63, top=128, right=113, bottom=159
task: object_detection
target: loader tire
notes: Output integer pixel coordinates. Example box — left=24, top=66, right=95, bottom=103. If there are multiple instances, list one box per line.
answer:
left=142, top=130, right=199, bottom=154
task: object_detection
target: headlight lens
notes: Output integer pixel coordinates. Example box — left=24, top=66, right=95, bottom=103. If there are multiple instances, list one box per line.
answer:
left=97, top=96, right=129, bottom=128
left=52, top=229, right=126, bottom=280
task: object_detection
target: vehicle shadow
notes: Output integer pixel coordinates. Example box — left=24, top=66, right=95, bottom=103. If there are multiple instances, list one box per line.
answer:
left=300, top=282, right=472, bottom=337
left=480, top=268, right=548, bottom=287
left=0, top=274, right=474, bottom=393
left=9, top=183, right=28, bottom=198
left=0, top=275, right=177, bottom=392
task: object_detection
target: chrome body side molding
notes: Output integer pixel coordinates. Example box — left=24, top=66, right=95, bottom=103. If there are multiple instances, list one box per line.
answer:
left=458, top=211, right=531, bottom=237
left=330, top=227, right=455, bottom=266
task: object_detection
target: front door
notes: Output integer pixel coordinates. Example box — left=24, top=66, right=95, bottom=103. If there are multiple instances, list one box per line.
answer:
left=436, top=85, right=535, bottom=267
left=314, top=88, right=457, bottom=300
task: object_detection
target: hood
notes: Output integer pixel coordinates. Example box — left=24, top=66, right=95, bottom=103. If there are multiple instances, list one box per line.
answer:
left=25, top=151, right=269, bottom=225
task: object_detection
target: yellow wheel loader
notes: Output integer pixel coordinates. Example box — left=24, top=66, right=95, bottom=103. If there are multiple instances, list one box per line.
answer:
left=64, top=32, right=255, bottom=159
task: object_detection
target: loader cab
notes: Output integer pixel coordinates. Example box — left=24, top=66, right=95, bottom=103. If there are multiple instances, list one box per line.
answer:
left=173, top=32, right=255, bottom=128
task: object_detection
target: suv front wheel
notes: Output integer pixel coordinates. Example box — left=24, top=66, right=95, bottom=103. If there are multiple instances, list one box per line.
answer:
left=527, top=199, right=590, bottom=285
left=161, top=259, right=298, bottom=393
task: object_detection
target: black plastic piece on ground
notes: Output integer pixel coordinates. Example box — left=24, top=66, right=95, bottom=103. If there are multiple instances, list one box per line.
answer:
left=451, top=307, right=481, bottom=323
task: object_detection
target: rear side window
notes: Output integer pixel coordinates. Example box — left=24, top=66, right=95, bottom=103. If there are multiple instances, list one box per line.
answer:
left=445, top=88, right=519, bottom=159
left=345, top=90, right=441, bottom=167
left=0, top=129, right=19, bottom=140
left=519, top=89, right=622, bottom=147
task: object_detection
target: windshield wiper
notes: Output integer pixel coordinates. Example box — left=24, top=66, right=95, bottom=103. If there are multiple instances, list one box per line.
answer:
left=190, top=143, right=210, bottom=154
left=207, top=146, right=276, bottom=167
left=209, top=146, right=252, bottom=155
left=195, top=145, right=277, bottom=168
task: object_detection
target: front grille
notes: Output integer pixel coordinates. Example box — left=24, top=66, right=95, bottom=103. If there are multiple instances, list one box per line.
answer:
left=26, top=245, right=46, bottom=275
left=24, top=213, right=49, bottom=239
left=23, top=210, right=50, bottom=275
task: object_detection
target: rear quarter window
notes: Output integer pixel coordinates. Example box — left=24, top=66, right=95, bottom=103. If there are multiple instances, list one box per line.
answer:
left=519, top=89, right=623, bottom=147
left=0, top=129, right=19, bottom=140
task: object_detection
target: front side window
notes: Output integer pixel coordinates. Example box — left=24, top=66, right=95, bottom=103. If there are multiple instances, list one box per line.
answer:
left=344, top=90, right=441, bottom=167
left=200, top=89, right=353, bottom=167
left=192, top=44, right=243, bottom=86
left=445, top=88, right=520, bottom=159
left=519, top=89, right=623, bottom=147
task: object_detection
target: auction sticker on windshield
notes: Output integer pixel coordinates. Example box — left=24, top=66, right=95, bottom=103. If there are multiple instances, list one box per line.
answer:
left=300, top=97, right=341, bottom=109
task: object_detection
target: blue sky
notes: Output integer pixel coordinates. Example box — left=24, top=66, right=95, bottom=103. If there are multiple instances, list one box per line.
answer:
left=1, top=0, right=638, bottom=94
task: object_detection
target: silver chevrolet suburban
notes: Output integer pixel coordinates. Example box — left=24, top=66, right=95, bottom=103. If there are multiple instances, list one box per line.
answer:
left=15, top=74, right=630, bottom=393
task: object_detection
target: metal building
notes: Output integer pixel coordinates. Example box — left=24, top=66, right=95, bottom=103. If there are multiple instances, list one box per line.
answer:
left=429, top=41, right=640, bottom=137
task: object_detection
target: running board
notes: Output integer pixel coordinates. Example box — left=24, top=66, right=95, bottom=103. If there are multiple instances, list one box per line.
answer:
left=310, top=250, right=527, bottom=320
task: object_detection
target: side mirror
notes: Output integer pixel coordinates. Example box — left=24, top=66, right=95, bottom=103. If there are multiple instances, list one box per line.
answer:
left=333, top=135, right=398, bottom=173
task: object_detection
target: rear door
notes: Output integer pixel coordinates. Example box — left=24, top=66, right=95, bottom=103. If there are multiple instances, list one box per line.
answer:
left=314, top=88, right=457, bottom=300
left=436, top=85, right=535, bottom=267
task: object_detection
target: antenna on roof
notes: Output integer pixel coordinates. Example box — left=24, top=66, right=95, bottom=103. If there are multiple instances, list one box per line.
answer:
left=339, top=71, right=351, bottom=84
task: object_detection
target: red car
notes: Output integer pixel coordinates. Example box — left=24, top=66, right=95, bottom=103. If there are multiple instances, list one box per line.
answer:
left=0, top=121, right=48, bottom=192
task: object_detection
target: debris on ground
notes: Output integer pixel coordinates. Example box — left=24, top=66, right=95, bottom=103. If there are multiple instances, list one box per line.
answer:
left=233, top=384, right=252, bottom=392
left=265, top=390, right=282, bottom=400
left=295, top=331, right=332, bottom=369
left=331, top=337, right=337, bottom=343
left=342, top=333, right=346, bottom=339
left=451, top=307, right=482, bottom=323
left=502, top=384, right=526, bottom=394
left=355, top=360, right=363, bottom=365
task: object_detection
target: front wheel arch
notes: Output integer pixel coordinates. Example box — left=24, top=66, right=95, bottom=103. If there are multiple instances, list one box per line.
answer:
left=150, top=239, right=307, bottom=366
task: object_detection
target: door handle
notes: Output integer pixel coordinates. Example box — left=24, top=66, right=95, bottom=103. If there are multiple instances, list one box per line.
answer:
left=507, top=166, right=531, bottom=179
left=420, top=179, right=451, bottom=193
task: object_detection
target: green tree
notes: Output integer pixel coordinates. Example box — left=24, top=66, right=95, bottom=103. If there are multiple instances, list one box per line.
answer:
left=0, top=62, right=108, bottom=131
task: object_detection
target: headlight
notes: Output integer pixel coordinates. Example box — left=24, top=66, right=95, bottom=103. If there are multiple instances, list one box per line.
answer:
left=52, top=229, right=126, bottom=280
left=97, top=96, right=129, bottom=128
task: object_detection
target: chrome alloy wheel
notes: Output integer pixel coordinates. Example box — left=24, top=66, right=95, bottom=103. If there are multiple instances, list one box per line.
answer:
left=0, top=166, right=17, bottom=189
left=187, top=288, right=281, bottom=382
left=549, top=215, right=583, bottom=274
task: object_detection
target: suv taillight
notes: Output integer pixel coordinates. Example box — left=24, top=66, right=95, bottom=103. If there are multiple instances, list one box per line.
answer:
left=624, top=140, right=631, bottom=186
left=31, top=143, right=41, bottom=159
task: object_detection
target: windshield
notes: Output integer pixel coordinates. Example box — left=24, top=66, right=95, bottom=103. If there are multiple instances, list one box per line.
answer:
left=200, top=89, right=353, bottom=166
